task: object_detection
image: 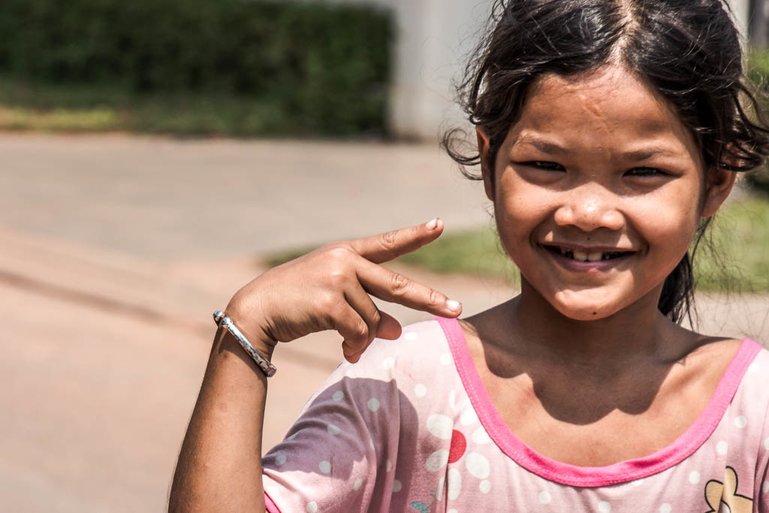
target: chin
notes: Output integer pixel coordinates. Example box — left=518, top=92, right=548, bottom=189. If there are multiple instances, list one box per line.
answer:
left=550, top=290, right=626, bottom=321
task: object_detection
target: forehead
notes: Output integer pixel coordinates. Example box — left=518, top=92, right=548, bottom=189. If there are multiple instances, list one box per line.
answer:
left=519, top=65, right=693, bottom=141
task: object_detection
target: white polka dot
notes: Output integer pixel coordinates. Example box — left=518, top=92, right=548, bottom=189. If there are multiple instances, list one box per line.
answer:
left=735, top=415, right=748, bottom=429
left=404, top=331, right=419, bottom=341
left=465, top=452, right=490, bottom=479
left=631, top=478, right=645, bottom=488
left=439, top=353, right=452, bottom=365
left=689, top=471, right=701, bottom=484
left=448, top=467, right=462, bottom=500
left=425, top=449, right=449, bottom=472
left=382, top=357, right=395, bottom=370
left=479, top=480, right=492, bottom=494
left=319, top=460, right=332, bottom=474
left=448, top=509, right=458, bottom=513
left=332, top=390, right=345, bottom=401
left=764, top=437, right=769, bottom=450
left=538, top=490, right=552, bottom=504
left=427, top=414, right=454, bottom=440
left=392, top=479, right=402, bottom=493
left=598, top=501, right=612, bottom=513
left=306, top=501, right=318, bottom=513
left=460, top=407, right=478, bottom=426
left=274, top=452, right=287, bottom=466
left=367, top=398, right=380, bottom=412
left=716, top=441, right=728, bottom=455
left=353, top=477, right=363, bottom=491
left=763, top=481, right=769, bottom=494
left=436, top=475, right=445, bottom=501
left=660, top=504, right=672, bottom=513
left=471, top=427, right=492, bottom=445
left=327, top=423, right=341, bottom=436
left=414, top=384, right=427, bottom=397
left=386, top=460, right=393, bottom=472
left=748, top=361, right=760, bottom=373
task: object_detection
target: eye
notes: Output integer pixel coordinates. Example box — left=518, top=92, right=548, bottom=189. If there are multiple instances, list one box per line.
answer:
left=522, top=161, right=565, bottom=172
left=626, top=167, right=667, bottom=177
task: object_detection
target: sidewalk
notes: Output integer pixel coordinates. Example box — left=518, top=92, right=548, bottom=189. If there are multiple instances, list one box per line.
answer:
left=1, top=134, right=766, bottom=513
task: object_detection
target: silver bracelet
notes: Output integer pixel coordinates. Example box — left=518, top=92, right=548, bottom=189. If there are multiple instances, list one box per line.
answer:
left=213, top=310, right=277, bottom=377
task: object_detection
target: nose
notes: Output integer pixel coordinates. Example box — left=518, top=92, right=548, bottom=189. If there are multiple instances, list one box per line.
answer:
left=553, top=184, right=625, bottom=232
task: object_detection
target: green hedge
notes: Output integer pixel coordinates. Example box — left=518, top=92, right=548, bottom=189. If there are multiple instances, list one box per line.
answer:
left=747, top=50, right=769, bottom=196
left=0, top=0, right=393, bottom=135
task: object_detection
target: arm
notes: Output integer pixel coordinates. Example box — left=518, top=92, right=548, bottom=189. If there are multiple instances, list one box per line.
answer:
left=168, top=220, right=462, bottom=513
left=169, top=328, right=271, bottom=513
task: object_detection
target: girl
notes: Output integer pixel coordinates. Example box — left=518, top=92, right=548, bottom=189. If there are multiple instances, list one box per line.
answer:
left=170, top=1, right=769, bottom=511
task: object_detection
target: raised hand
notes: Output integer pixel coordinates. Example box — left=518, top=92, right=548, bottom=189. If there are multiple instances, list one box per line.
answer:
left=225, top=218, right=462, bottom=362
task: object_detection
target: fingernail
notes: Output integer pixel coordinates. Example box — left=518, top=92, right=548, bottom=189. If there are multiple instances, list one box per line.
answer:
left=426, top=218, right=439, bottom=230
left=446, top=299, right=462, bottom=312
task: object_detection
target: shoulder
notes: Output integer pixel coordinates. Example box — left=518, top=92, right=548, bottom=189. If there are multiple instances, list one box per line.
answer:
left=338, top=317, right=459, bottom=382
left=712, top=339, right=769, bottom=459
left=292, top=318, right=463, bottom=418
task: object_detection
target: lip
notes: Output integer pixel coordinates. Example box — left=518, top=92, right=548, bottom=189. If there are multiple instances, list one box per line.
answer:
left=539, top=243, right=636, bottom=273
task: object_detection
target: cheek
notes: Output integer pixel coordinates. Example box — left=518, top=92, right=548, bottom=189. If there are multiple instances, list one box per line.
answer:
left=493, top=184, right=552, bottom=235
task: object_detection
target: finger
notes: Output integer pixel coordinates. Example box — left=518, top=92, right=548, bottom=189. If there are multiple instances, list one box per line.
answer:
left=331, top=305, right=372, bottom=363
left=356, top=259, right=462, bottom=317
left=343, top=287, right=384, bottom=346
left=348, top=218, right=444, bottom=264
left=375, top=310, right=402, bottom=340
left=344, top=288, right=403, bottom=341
left=343, top=311, right=401, bottom=363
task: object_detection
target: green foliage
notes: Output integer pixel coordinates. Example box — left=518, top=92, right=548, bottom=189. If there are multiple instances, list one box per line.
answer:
left=0, top=0, right=392, bottom=136
left=695, top=198, right=769, bottom=292
left=746, top=50, right=769, bottom=196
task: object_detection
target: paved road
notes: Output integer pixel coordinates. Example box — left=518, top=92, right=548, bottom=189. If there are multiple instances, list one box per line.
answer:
left=0, top=133, right=506, bottom=513
left=0, top=133, right=489, bottom=260
left=1, top=133, right=766, bottom=513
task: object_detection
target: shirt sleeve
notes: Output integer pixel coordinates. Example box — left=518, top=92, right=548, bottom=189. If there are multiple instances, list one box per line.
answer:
left=261, top=340, right=420, bottom=513
left=748, top=348, right=769, bottom=513
left=754, top=351, right=769, bottom=513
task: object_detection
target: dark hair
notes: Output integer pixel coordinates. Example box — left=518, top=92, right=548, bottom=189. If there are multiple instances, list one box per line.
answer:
left=443, top=0, right=769, bottom=323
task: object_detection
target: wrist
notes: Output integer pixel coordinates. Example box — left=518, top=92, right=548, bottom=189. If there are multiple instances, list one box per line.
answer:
left=213, top=310, right=277, bottom=377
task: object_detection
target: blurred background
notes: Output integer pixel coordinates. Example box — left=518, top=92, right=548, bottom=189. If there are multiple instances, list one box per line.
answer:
left=0, top=1, right=767, bottom=512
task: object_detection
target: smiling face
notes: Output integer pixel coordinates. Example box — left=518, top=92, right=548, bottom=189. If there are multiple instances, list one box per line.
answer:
left=479, top=64, right=735, bottom=321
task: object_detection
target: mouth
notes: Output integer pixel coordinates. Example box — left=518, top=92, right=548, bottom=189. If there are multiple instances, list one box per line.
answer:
left=542, top=244, right=635, bottom=263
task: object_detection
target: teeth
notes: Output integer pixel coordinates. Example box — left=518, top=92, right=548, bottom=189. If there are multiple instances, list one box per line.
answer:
left=555, top=247, right=625, bottom=262
left=573, top=250, right=588, bottom=261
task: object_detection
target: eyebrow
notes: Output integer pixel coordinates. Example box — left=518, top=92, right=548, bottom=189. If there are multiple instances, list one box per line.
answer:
left=515, top=138, right=567, bottom=155
left=514, top=137, right=682, bottom=161
left=620, top=148, right=681, bottom=161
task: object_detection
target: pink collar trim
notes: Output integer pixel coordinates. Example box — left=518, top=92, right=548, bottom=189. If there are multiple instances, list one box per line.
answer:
left=436, top=316, right=762, bottom=487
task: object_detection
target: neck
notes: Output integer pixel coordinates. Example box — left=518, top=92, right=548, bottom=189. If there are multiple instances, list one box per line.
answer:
left=501, top=280, right=682, bottom=369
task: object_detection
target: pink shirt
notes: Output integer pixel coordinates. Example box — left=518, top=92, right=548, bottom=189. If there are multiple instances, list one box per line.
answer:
left=263, top=317, right=769, bottom=512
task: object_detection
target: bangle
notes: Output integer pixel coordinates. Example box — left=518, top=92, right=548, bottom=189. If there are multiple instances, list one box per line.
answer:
left=213, top=310, right=277, bottom=377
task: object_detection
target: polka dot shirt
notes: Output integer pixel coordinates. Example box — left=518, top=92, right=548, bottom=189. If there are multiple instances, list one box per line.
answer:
left=262, top=318, right=769, bottom=513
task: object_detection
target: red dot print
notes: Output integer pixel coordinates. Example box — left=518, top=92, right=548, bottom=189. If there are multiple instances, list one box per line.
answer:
left=448, top=429, right=467, bottom=463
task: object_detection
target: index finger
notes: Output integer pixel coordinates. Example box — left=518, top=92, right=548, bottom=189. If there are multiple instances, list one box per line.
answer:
left=349, top=218, right=444, bottom=264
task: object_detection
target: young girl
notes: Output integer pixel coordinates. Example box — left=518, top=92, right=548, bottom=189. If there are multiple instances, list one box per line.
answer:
left=170, top=1, right=769, bottom=511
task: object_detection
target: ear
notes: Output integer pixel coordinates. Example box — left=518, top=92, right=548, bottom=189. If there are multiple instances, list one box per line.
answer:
left=476, top=127, right=494, bottom=201
left=701, top=167, right=737, bottom=217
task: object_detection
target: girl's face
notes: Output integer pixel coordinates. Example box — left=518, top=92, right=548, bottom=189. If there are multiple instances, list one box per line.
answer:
left=479, top=64, right=735, bottom=321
